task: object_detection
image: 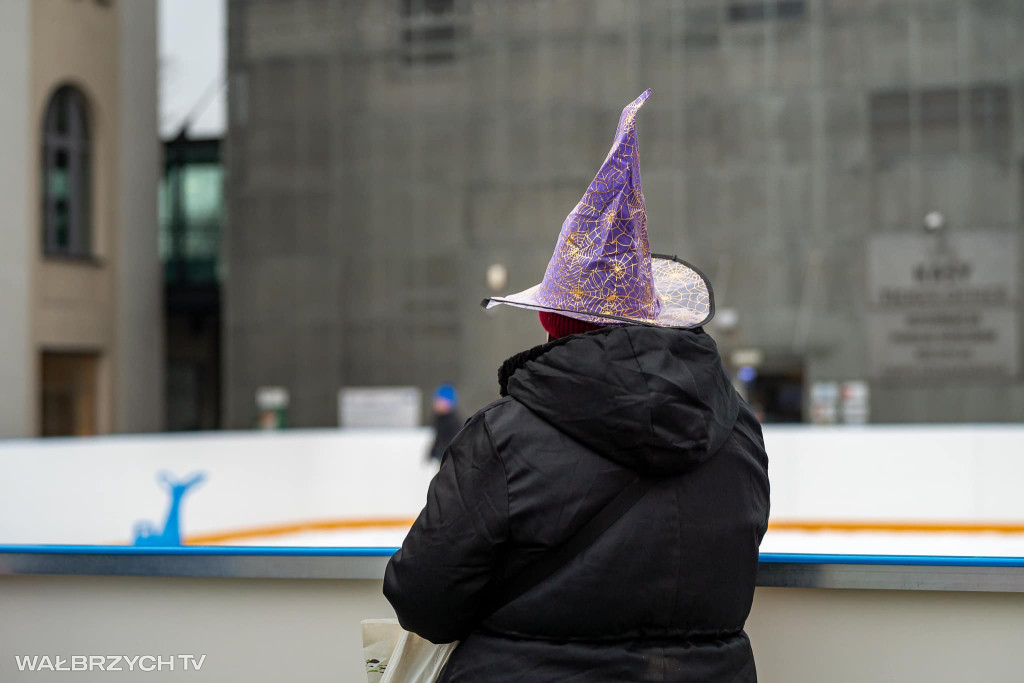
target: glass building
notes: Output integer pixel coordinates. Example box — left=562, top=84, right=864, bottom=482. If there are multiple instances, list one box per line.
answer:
left=161, top=136, right=223, bottom=431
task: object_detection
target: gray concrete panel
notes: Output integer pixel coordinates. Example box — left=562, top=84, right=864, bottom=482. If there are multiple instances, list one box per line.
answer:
left=224, top=0, right=1024, bottom=427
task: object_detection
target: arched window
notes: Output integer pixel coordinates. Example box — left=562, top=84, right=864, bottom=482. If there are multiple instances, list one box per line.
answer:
left=42, top=85, right=91, bottom=256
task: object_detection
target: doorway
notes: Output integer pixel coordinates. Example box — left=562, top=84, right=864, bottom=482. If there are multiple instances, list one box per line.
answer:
left=40, top=351, right=99, bottom=436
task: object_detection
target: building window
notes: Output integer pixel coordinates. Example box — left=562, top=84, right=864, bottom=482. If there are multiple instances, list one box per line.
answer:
left=41, top=352, right=99, bottom=437
left=160, top=138, right=223, bottom=286
left=399, top=0, right=462, bottom=65
left=728, top=1, right=806, bottom=23
left=870, top=85, right=1010, bottom=163
left=42, top=85, right=92, bottom=257
left=683, top=4, right=721, bottom=49
left=969, top=85, right=1010, bottom=159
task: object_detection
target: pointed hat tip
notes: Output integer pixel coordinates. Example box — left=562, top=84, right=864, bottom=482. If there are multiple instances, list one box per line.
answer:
left=616, top=90, right=652, bottom=136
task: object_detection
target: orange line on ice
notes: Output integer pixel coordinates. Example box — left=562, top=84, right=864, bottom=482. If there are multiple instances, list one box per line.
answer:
left=768, top=520, right=1024, bottom=534
left=184, top=517, right=417, bottom=545
left=182, top=517, right=1024, bottom=545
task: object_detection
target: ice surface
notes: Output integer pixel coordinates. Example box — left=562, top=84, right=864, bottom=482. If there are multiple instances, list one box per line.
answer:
left=210, top=525, right=1024, bottom=558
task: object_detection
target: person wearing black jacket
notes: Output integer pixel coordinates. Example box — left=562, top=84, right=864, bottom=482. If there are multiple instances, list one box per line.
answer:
left=428, top=384, right=462, bottom=463
left=384, top=90, right=770, bottom=682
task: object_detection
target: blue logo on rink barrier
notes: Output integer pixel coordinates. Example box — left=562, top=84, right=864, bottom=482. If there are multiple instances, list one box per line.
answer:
left=132, top=471, right=206, bottom=547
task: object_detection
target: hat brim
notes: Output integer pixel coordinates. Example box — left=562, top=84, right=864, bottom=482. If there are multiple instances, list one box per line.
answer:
left=481, top=255, right=715, bottom=329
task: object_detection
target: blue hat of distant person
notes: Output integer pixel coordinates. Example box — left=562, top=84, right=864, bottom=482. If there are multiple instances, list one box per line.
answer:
left=434, top=384, right=458, bottom=406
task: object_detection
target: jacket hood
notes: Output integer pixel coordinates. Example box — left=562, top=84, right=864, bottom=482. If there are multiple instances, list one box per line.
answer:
left=499, top=326, right=740, bottom=475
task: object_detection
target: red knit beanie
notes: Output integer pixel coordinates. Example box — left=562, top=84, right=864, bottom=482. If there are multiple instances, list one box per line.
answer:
left=538, top=311, right=605, bottom=339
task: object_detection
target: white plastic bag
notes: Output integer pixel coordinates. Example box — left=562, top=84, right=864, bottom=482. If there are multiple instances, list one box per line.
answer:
left=380, top=630, right=457, bottom=683
left=362, top=619, right=403, bottom=683
left=361, top=618, right=457, bottom=683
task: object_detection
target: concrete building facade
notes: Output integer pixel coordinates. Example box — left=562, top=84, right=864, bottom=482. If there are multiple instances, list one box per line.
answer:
left=225, top=0, right=1024, bottom=427
left=0, top=0, right=163, bottom=437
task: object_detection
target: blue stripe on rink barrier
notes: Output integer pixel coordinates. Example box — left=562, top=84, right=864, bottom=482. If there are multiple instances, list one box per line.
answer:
left=0, top=544, right=400, bottom=557
left=1, top=545, right=1024, bottom=567
left=758, top=552, right=1024, bottom=567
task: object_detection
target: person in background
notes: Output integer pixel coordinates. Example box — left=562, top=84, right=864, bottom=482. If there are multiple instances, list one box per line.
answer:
left=385, top=90, right=769, bottom=682
left=428, top=383, right=462, bottom=463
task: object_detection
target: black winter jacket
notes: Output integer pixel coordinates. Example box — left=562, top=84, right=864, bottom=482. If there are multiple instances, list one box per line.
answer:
left=384, top=325, right=770, bottom=682
left=428, top=410, right=463, bottom=462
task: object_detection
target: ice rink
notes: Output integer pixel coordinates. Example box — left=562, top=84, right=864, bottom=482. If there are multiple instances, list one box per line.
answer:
left=3, top=425, right=1024, bottom=559
left=200, top=524, right=1024, bottom=558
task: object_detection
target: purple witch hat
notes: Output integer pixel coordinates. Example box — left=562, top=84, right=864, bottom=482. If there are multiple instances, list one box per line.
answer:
left=483, top=90, right=714, bottom=329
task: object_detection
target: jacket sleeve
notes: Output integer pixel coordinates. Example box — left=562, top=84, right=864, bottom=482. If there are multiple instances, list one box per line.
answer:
left=383, top=411, right=509, bottom=643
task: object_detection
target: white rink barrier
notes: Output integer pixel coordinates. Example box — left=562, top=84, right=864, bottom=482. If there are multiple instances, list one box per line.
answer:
left=0, top=429, right=437, bottom=545
left=1, top=573, right=1022, bottom=683
left=1, top=424, right=1023, bottom=546
left=763, top=424, right=1024, bottom=522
